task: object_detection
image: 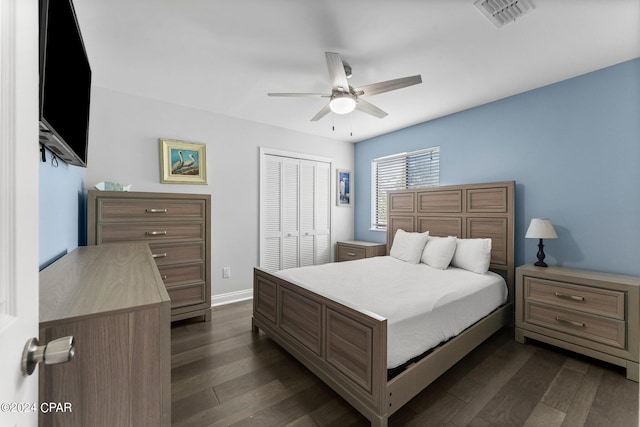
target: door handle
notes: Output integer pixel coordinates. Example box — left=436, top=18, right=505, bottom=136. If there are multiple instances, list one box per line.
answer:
left=21, top=336, right=75, bottom=376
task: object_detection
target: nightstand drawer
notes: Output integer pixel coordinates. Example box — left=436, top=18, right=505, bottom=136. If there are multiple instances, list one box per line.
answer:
left=338, top=245, right=366, bottom=261
left=525, top=302, right=625, bottom=349
left=97, top=198, right=205, bottom=222
left=525, top=277, right=625, bottom=320
left=336, top=241, right=386, bottom=262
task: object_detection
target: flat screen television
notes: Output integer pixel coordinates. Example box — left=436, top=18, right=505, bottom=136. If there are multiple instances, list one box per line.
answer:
left=39, top=0, right=91, bottom=167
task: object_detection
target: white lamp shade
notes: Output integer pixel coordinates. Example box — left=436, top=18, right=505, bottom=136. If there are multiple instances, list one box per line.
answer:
left=329, top=94, right=356, bottom=114
left=525, top=218, right=558, bottom=239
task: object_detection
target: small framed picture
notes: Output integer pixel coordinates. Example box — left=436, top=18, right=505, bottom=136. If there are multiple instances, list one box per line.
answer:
left=159, top=138, right=207, bottom=184
left=336, top=169, right=352, bottom=206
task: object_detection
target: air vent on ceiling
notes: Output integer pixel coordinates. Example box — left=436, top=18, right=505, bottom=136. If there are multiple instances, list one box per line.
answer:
left=474, top=0, right=535, bottom=28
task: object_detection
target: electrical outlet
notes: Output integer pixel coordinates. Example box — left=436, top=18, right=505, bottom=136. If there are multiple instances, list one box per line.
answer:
left=222, top=267, right=231, bottom=278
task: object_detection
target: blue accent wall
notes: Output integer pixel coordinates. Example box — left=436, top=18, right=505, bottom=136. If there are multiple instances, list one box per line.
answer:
left=355, top=59, right=640, bottom=276
left=39, top=148, right=86, bottom=269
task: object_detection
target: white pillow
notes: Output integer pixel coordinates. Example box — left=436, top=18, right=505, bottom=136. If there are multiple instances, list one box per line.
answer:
left=421, top=236, right=457, bottom=269
left=389, top=229, right=429, bottom=264
left=451, top=238, right=492, bottom=274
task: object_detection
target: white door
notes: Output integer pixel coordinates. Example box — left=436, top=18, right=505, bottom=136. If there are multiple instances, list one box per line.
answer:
left=299, top=160, right=331, bottom=266
left=260, top=150, right=332, bottom=272
left=0, top=0, right=40, bottom=425
left=281, top=157, right=300, bottom=269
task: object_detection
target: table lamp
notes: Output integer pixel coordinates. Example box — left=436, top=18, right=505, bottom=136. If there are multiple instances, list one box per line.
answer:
left=525, top=218, right=558, bottom=267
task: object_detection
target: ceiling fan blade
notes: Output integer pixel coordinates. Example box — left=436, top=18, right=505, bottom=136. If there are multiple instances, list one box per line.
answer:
left=311, top=104, right=332, bottom=121
left=354, top=75, right=422, bottom=97
left=325, top=52, right=350, bottom=93
left=267, top=93, right=329, bottom=98
left=355, top=99, right=388, bottom=119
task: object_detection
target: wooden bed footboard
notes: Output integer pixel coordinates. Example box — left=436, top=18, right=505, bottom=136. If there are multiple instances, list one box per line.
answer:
left=253, top=267, right=513, bottom=427
left=253, top=267, right=390, bottom=426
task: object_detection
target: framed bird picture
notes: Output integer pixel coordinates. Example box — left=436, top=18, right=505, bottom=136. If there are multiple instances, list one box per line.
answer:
left=159, top=138, right=207, bottom=184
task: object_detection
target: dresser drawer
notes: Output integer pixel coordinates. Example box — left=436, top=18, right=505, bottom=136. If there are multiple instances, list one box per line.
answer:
left=167, top=282, right=206, bottom=309
left=525, top=302, right=626, bottom=349
left=97, top=199, right=205, bottom=222
left=97, top=222, right=204, bottom=244
left=337, top=245, right=366, bottom=261
left=149, top=242, right=205, bottom=266
left=158, top=263, right=204, bottom=287
left=525, top=277, right=625, bottom=320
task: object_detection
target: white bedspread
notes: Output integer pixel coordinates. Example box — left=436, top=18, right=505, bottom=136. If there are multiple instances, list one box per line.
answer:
left=274, top=256, right=508, bottom=369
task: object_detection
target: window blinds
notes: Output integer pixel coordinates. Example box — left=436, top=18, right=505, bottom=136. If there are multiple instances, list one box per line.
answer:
left=372, top=147, right=440, bottom=229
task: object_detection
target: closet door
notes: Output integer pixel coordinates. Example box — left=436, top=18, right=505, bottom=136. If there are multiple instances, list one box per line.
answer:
left=262, top=155, right=283, bottom=272
left=281, top=157, right=300, bottom=269
left=314, top=162, right=331, bottom=264
left=261, top=153, right=331, bottom=271
left=299, top=160, right=316, bottom=267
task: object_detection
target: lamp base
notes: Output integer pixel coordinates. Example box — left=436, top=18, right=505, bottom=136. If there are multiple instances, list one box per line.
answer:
left=534, top=238, right=548, bottom=267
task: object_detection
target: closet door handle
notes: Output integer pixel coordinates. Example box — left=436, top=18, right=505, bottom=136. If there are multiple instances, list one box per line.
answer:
left=146, top=208, right=168, bottom=213
left=145, top=231, right=167, bottom=236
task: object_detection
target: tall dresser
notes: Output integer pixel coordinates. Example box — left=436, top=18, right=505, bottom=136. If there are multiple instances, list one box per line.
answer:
left=87, top=190, right=211, bottom=321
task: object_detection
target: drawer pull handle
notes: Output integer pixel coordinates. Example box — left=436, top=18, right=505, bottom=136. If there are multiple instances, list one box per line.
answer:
left=161, top=275, right=168, bottom=280
left=152, top=253, right=167, bottom=259
left=555, top=316, right=585, bottom=328
left=145, top=231, right=167, bottom=236
left=347, top=252, right=356, bottom=256
left=146, top=208, right=168, bottom=213
left=554, top=292, right=584, bottom=302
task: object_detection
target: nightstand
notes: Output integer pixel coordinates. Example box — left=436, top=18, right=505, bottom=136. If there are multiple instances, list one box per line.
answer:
left=515, top=264, right=639, bottom=381
left=336, top=241, right=386, bottom=262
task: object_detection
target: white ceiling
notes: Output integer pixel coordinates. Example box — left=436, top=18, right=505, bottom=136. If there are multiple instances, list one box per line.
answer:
left=73, top=0, right=640, bottom=143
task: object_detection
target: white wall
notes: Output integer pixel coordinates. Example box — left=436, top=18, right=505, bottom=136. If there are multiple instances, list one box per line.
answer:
left=86, top=87, right=355, bottom=302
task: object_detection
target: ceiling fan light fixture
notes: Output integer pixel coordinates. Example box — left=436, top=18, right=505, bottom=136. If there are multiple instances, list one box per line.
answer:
left=329, top=94, right=356, bottom=114
left=474, top=0, right=535, bottom=28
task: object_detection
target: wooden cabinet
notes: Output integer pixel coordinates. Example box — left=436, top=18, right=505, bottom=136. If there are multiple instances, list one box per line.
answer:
left=39, top=243, right=171, bottom=426
left=336, top=240, right=386, bottom=262
left=515, top=264, right=639, bottom=381
left=88, top=190, right=211, bottom=321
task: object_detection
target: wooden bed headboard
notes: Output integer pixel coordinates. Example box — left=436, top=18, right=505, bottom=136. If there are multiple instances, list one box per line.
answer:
left=386, top=181, right=515, bottom=296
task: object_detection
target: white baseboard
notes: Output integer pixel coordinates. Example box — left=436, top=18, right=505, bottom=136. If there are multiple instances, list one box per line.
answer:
left=211, top=289, right=253, bottom=307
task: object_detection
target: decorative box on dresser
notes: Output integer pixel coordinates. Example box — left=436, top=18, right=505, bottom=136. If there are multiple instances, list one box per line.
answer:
left=336, top=240, right=386, bottom=262
left=39, top=243, right=171, bottom=427
left=515, top=264, right=639, bottom=381
left=87, top=190, right=211, bottom=321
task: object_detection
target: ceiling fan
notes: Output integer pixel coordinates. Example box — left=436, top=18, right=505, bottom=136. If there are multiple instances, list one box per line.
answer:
left=268, top=52, right=422, bottom=121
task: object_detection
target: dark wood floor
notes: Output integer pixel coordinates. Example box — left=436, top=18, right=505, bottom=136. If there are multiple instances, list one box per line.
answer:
left=171, top=301, right=639, bottom=427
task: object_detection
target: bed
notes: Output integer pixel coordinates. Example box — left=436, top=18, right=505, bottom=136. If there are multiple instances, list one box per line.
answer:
left=252, top=181, right=515, bottom=427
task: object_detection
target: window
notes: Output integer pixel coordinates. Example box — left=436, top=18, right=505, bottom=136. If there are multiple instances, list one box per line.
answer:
left=371, top=147, right=440, bottom=229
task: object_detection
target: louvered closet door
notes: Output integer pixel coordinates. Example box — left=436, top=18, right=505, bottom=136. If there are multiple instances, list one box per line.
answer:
left=261, top=153, right=331, bottom=271
left=299, top=160, right=316, bottom=267
left=314, top=162, right=331, bottom=264
left=298, top=160, right=331, bottom=266
left=262, top=155, right=283, bottom=271
left=282, top=158, right=300, bottom=269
